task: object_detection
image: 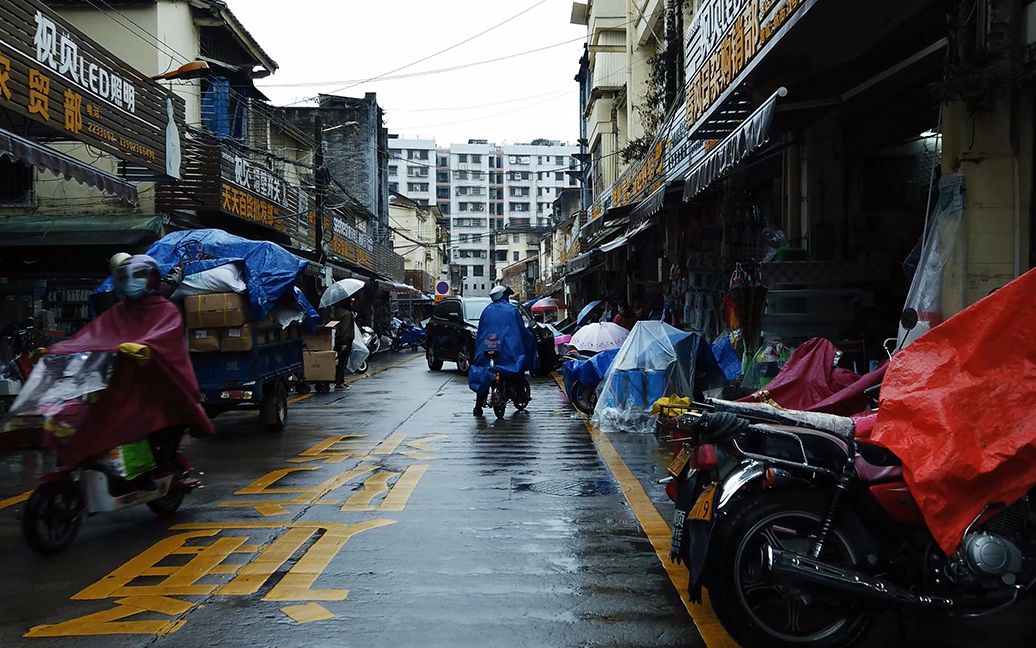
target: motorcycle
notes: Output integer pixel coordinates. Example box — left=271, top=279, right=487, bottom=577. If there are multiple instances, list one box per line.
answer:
left=561, top=347, right=619, bottom=415
left=662, top=308, right=1036, bottom=647
left=390, top=321, right=427, bottom=352
left=354, top=325, right=380, bottom=373
left=0, top=317, right=39, bottom=416
left=3, top=296, right=211, bottom=555
left=486, top=349, right=530, bottom=419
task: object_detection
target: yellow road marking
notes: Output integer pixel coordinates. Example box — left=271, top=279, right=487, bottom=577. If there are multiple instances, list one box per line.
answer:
left=288, top=393, right=313, bottom=405
left=280, top=602, right=335, bottom=624
left=554, top=376, right=736, bottom=648
left=0, top=490, right=31, bottom=510
left=341, top=471, right=396, bottom=512
left=378, top=464, right=428, bottom=512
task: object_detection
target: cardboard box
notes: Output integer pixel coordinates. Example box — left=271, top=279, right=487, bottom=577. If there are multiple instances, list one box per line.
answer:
left=303, top=350, right=337, bottom=382
left=185, top=293, right=250, bottom=329
left=188, top=328, right=221, bottom=353
left=303, top=320, right=338, bottom=351
left=220, top=324, right=254, bottom=352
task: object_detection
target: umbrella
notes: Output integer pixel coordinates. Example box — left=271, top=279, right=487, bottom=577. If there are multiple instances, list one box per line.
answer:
left=319, top=278, right=365, bottom=308
left=576, top=300, right=604, bottom=326
left=531, top=297, right=567, bottom=312
left=570, top=322, right=629, bottom=352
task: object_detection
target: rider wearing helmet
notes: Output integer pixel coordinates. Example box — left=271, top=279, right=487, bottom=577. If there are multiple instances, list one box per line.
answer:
left=111, top=253, right=182, bottom=300
left=468, top=285, right=536, bottom=416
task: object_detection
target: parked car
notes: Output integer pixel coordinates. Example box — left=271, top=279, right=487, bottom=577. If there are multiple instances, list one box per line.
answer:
left=425, top=297, right=557, bottom=375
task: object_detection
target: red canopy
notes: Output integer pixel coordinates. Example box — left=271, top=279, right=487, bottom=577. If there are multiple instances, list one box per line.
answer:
left=531, top=298, right=567, bottom=312
left=43, top=296, right=213, bottom=466
left=871, top=269, right=1036, bottom=555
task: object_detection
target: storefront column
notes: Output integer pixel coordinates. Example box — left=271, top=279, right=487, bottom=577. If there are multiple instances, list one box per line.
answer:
left=940, top=93, right=1031, bottom=313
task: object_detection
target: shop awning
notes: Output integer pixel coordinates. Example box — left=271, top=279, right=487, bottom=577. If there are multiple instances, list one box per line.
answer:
left=683, top=88, right=787, bottom=202
left=0, top=214, right=164, bottom=247
left=630, top=183, right=678, bottom=222
left=599, top=219, right=654, bottom=253
left=377, top=279, right=420, bottom=294
left=543, top=279, right=564, bottom=295
left=0, top=128, right=139, bottom=205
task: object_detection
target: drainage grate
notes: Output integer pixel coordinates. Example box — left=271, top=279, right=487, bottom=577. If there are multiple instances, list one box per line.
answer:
left=519, top=478, right=623, bottom=497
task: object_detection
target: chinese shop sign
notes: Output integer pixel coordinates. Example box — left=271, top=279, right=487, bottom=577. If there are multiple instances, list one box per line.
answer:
left=0, top=0, right=183, bottom=176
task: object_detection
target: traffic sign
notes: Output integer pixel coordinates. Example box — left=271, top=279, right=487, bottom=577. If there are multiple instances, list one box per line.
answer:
left=435, top=281, right=450, bottom=295
left=434, top=294, right=446, bottom=303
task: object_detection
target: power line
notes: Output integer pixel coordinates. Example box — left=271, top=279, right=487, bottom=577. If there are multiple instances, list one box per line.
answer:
left=384, top=87, right=572, bottom=113
left=275, top=0, right=554, bottom=102
left=265, top=36, right=587, bottom=92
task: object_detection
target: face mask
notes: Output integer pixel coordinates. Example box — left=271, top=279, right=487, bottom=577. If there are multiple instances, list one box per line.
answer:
left=123, top=277, right=149, bottom=300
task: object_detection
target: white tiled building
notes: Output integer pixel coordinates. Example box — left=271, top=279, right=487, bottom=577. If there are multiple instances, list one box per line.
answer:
left=388, top=137, right=578, bottom=297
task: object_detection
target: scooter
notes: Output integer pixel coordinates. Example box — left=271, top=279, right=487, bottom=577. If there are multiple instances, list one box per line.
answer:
left=561, top=347, right=619, bottom=415
left=9, top=347, right=202, bottom=555
left=0, top=318, right=38, bottom=416
left=390, top=322, right=427, bottom=352
left=486, top=349, right=531, bottom=419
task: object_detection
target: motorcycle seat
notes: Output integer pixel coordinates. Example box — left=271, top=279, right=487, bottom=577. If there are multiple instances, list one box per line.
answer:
left=709, top=398, right=856, bottom=443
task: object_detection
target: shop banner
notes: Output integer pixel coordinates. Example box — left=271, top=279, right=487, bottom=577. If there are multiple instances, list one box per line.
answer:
left=0, top=0, right=185, bottom=177
left=684, top=0, right=817, bottom=131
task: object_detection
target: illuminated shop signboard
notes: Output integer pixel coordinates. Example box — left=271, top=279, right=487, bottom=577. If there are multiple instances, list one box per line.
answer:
left=684, top=0, right=815, bottom=128
left=0, top=0, right=185, bottom=176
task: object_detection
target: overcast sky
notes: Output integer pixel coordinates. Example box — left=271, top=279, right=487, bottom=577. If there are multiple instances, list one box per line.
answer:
left=228, top=0, right=586, bottom=147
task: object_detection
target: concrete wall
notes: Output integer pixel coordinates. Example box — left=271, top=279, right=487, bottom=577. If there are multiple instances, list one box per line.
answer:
left=940, top=95, right=1031, bottom=313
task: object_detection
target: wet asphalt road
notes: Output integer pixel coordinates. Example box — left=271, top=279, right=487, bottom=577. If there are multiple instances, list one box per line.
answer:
left=1, top=353, right=1034, bottom=647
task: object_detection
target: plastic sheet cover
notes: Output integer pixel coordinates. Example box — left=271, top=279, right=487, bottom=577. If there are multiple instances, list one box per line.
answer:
left=871, top=268, right=1036, bottom=555
left=3, top=296, right=214, bottom=467
left=592, top=321, right=721, bottom=434
left=96, top=229, right=315, bottom=323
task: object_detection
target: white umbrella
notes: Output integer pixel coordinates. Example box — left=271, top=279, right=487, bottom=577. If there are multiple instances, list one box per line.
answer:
left=320, top=278, right=366, bottom=308
left=570, top=322, right=629, bottom=352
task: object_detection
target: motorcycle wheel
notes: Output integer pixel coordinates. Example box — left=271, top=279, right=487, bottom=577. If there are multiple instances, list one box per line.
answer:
left=391, top=339, right=401, bottom=353
left=707, top=489, right=874, bottom=648
left=147, top=486, right=185, bottom=517
left=493, top=400, right=507, bottom=419
left=22, top=480, right=83, bottom=556
left=513, top=377, right=531, bottom=411
left=355, top=360, right=369, bottom=374
left=570, top=382, right=596, bottom=415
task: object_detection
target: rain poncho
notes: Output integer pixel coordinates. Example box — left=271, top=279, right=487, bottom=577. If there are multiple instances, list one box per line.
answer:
left=468, top=301, right=536, bottom=394
left=4, top=296, right=213, bottom=468
left=870, top=268, right=1036, bottom=555
left=96, top=229, right=317, bottom=326
left=592, top=321, right=721, bottom=434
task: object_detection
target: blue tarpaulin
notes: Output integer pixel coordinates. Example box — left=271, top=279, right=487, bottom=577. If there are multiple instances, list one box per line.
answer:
left=468, top=301, right=537, bottom=394
left=96, top=229, right=316, bottom=325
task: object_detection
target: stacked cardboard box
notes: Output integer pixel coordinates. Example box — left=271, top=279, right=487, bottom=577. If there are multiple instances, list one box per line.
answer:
left=185, top=293, right=254, bottom=353
left=301, top=320, right=337, bottom=382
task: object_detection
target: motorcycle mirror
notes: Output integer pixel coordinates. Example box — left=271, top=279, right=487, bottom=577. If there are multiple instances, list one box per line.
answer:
left=447, top=312, right=460, bottom=321
left=900, top=308, right=918, bottom=331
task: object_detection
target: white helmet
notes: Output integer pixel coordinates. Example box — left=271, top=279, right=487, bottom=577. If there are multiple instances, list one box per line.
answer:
left=489, top=285, right=509, bottom=302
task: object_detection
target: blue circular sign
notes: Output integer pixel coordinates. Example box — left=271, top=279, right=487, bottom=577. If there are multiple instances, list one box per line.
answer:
left=435, top=281, right=449, bottom=295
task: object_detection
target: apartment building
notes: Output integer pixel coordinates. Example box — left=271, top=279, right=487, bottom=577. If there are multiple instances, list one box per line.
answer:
left=389, top=137, right=579, bottom=297
left=387, top=137, right=437, bottom=208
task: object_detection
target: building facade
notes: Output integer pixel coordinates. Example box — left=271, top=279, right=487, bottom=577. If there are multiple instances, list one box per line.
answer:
left=388, top=137, right=579, bottom=297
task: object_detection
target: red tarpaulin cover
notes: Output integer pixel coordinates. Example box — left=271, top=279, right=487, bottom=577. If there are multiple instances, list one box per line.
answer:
left=44, top=296, right=213, bottom=466
left=741, top=338, right=862, bottom=410
left=871, top=269, right=1036, bottom=555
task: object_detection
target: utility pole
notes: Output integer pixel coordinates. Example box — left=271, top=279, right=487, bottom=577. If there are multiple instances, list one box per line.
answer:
left=313, top=112, right=327, bottom=264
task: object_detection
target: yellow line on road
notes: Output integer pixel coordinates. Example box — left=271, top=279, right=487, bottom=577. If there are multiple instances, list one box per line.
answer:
left=0, top=490, right=31, bottom=510
left=553, top=376, right=736, bottom=648
left=288, top=393, right=313, bottom=405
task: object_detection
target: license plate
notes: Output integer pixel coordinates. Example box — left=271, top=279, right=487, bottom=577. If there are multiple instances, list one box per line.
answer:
left=690, top=483, right=717, bottom=522
left=670, top=508, right=686, bottom=559
left=668, top=446, right=691, bottom=477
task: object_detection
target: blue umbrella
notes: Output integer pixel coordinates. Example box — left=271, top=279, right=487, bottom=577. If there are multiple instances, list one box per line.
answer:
left=576, top=300, right=604, bottom=326
left=524, top=296, right=542, bottom=308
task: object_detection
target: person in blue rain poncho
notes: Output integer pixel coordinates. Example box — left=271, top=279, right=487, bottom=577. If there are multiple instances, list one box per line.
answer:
left=468, top=285, right=537, bottom=417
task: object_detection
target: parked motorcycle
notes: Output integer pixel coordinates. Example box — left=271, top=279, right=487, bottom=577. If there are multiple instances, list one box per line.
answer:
left=355, top=325, right=380, bottom=372
left=486, top=349, right=530, bottom=419
left=561, top=347, right=619, bottom=415
left=662, top=306, right=1036, bottom=647
left=390, top=321, right=427, bottom=352
left=0, top=317, right=39, bottom=416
